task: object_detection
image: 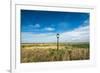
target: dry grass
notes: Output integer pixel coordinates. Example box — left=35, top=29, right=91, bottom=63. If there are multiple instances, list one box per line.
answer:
left=21, top=43, right=89, bottom=63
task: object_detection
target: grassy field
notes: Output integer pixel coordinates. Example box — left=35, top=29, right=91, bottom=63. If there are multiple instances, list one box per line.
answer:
left=21, top=43, right=89, bottom=63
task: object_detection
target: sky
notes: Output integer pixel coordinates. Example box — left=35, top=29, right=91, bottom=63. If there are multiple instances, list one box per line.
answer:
left=21, top=10, right=90, bottom=43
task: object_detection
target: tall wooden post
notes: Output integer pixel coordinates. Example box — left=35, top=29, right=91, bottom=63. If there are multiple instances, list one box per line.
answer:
left=56, top=33, right=59, bottom=51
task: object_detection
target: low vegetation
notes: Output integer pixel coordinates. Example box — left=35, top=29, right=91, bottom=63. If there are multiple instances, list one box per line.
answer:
left=21, top=43, right=89, bottom=63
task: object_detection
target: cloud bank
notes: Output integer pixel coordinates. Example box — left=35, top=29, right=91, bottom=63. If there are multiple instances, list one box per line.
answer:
left=21, top=24, right=89, bottom=43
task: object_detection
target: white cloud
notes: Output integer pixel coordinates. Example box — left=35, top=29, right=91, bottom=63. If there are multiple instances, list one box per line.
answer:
left=34, top=24, right=40, bottom=28
left=21, top=32, right=56, bottom=43
left=81, top=19, right=89, bottom=26
left=44, top=27, right=55, bottom=31
left=21, top=25, right=89, bottom=43
left=59, top=25, right=89, bottom=42
left=28, top=24, right=40, bottom=28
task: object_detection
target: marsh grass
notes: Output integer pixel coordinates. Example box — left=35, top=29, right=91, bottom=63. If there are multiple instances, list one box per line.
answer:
left=21, top=43, right=89, bottom=63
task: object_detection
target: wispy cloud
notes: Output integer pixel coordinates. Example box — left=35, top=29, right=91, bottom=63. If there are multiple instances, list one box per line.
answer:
left=44, top=27, right=55, bottom=31
left=28, top=23, right=40, bottom=28
left=60, top=25, right=89, bottom=42
left=33, top=24, right=40, bottom=28
left=59, top=19, right=89, bottom=42
left=21, top=22, right=89, bottom=43
left=21, top=32, right=56, bottom=43
left=81, top=19, right=89, bottom=26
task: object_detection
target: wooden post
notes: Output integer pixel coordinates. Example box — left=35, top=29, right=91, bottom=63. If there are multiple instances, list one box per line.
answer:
left=56, top=33, right=59, bottom=51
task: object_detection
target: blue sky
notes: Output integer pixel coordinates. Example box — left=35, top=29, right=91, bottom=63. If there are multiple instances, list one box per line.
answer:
left=21, top=10, right=89, bottom=43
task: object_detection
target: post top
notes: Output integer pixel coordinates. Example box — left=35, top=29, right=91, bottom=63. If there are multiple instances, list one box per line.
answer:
left=56, top=33, right=59, bottom=38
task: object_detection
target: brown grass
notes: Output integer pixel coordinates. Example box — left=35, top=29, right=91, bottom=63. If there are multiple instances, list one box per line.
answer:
left=21, top=43, right=89, bottom=63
